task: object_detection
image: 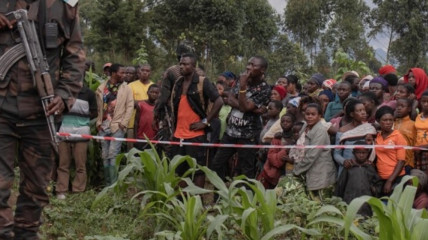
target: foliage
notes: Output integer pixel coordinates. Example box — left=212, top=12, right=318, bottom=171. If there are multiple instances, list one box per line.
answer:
left=310, top=175, right=428, bottom=240
left=314, top=48, right=331, bottom=77
left=43, top=145, right=428, bottom=240
left=132, top=41, right=149, bottom=65
left=41, top=190, right=153, bottom=239
left=267, top=34, right=311, bottom=81
left=150, top=194, right=228, bottom=240
left=370, top=0, right=428, bottom=71
left=83, top=69, right=104, bottom=188
left=82, top=0, right=147, bottom=63
left=92, top=147, right=198, bottom=208
left=84, top=68, right=103, bottom=92
left=332, top=49, right=371, bottom=80
left=322, top=0, right=371, bottom=60
left=284, top=0, right=330, bottom=61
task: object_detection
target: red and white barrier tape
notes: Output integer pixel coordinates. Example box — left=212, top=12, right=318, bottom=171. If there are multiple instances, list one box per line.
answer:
left=57, top=132, right=428, bottom=151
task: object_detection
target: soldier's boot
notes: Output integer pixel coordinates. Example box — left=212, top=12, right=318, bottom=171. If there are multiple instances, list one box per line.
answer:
left=14, top=227, right=38, bottom=240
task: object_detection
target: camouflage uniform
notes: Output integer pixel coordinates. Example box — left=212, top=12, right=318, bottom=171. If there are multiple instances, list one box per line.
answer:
left=0, top=0, right=85, bottom=239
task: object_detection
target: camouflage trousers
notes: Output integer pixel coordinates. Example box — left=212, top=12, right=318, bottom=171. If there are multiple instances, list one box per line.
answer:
left=0, top=117, right=54, bottom=240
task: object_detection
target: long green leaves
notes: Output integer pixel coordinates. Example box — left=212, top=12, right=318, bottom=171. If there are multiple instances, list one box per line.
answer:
left=92, top=145, right=428, bottom=240
left=310, top=175, right=428, bottom=240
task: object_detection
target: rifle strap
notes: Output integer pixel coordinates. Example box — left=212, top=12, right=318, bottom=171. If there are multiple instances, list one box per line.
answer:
left=37, top=0, right=47, bottom=56
left=27, top=0, right=47, bottom=55
left=197, top=76, right=205, bottom=112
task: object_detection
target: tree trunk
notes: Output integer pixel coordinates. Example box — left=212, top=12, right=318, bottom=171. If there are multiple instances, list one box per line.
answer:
left=386, top=28, right=393, bottom=64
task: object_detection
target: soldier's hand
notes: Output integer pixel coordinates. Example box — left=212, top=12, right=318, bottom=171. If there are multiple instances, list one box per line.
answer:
left=46, top=96, right=65, bottom=116
left=0, top=14, right=14, bottom=30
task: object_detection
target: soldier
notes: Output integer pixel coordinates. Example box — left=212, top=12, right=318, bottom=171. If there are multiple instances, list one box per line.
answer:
left=0, top=0, right=85, bottom=239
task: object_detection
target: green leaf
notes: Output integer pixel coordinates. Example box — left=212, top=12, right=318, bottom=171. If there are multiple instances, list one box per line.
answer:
left=199, top=166, right=228, bottom=197
left=411, top=219, right=428, bottom=240
left=314, top=205, right=344, bottom=218
left=181, top=178, right=213, bottom=195
left=344, top=196, right=380, bottom=240
left=206, top=215, right=228, bottom=238
left=261, top=224, right=321, bottom=240
left=309, top=216, right=372, bottom=240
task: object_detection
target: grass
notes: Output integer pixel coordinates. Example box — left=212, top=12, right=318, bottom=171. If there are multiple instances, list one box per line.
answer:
left=41, top=190, right=153, bottom=240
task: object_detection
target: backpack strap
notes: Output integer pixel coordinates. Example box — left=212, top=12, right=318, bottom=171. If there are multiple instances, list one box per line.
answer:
left=197, top=76, right=205, bottom=112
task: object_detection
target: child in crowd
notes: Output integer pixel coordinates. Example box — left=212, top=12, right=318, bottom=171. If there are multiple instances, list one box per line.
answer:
left=335, top=140, right=383, bottom=215
left=260, top=101, right=283, bottom=143
left=394, top=98, right=416, bottom=173
left=287, top=121, right=304, bottom=174
left=257, top=113, right=296, bottom=189
left=218, top=86, right=232, bottom=140
left=414, top=91, right=428, bottom=175
left=318, top=90, right=334, bottom=116
left=134, top=84, right=160, bottom=150
left=395, top=83, right=418, bottom=120
left=290, top=103, right=337, bottom=201
left=375, top=106, right=406, bottom=195
left=324, top=81, right=352, bottom=122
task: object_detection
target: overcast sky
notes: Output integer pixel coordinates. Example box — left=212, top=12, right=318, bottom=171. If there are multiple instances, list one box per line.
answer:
left=267, top=0, right=388, bottom=53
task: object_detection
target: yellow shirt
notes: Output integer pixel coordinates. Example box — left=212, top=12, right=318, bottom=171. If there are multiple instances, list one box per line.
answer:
left=415, top=114, right=428, bottom=146
left=127, top=80, right=153, bottom=128
left=394, top=116, right=416, bottom=167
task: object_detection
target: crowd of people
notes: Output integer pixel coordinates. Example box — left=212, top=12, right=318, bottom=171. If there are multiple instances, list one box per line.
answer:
left=57, top=51, right=428, bottom=213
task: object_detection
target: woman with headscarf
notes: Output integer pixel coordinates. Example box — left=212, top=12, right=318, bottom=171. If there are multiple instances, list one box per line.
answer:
left=306, top=73, right=325, bottom=98
left=404, top=68, right=428, bottom=100
left=318, top=90, right=334, bottom=116
left=271, top=85, right=287, bottom=102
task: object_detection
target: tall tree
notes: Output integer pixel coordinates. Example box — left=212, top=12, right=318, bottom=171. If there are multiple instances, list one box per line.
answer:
left=82, top=0, right=148, bottom=63
left=371, top=0, right=428, bottom=71
left=369, top=0, right=401, bottom=64
left=322, top=0, right=371, bottom=60
left=147, top=0, right=278, bottom=78
left=268, top=34, right=310, bottom=82
left=283, top=0, right=331, bottom=64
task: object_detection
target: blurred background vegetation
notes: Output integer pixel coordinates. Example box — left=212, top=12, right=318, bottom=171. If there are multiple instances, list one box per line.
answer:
left=79, top=0, right=428, bottom=82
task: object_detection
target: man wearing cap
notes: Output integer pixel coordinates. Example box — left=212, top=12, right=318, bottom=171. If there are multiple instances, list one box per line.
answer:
left=306, top=73, right=325, bottom=98
left=96, top=64, right=134, bottom=186
left=0, top=0, right=85, bottom=238
left=103, top=62, right=112, bottom=79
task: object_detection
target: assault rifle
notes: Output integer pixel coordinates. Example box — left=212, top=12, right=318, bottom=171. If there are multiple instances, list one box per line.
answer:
left=2, top=9, right=59, bottom=152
